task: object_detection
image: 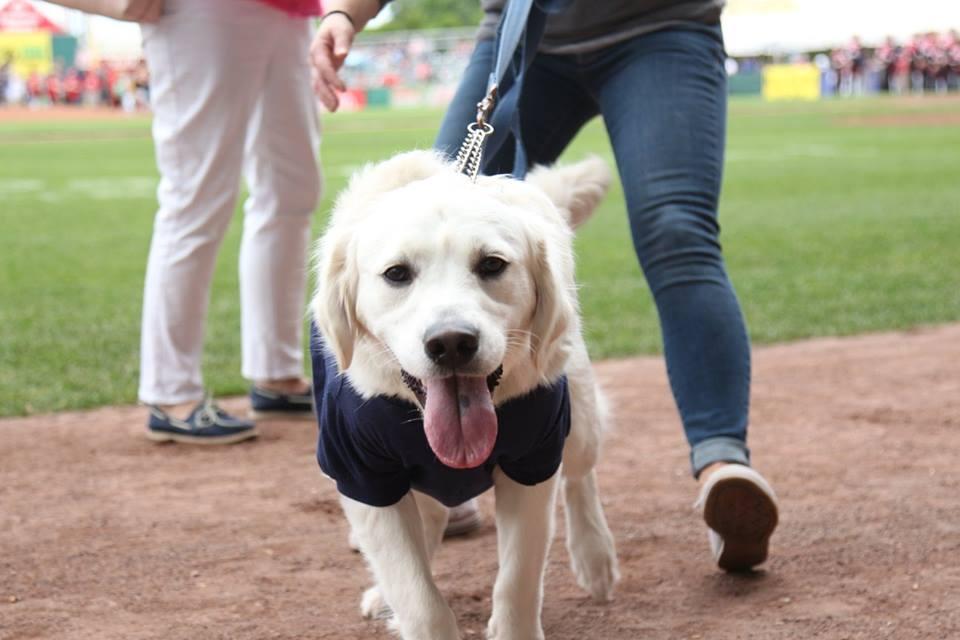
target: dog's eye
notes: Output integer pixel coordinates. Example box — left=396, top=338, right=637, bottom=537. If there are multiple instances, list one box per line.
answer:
left=382, top=264, right=413, bottom=285
left=476, top=256, right=508, bottom=279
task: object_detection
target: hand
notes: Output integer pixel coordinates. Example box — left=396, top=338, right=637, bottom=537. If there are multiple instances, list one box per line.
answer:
left=310, top=12, right=356, bottom=112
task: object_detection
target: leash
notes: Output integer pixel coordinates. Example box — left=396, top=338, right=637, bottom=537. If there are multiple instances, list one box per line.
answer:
left=454, top=0, right=571, bottom=181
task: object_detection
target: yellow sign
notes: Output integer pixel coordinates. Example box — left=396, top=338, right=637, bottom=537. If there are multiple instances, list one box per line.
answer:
left=0, top=31, right=52, bottom=76
left=762, top=64, right=821, bottom=101
left=726, top=0, right=798, bottom=15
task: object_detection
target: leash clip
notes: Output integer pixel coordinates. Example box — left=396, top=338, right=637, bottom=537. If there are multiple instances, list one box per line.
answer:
left=455, top=85, right=498, bottom=182
left=476, top=84, right=498, bottom=127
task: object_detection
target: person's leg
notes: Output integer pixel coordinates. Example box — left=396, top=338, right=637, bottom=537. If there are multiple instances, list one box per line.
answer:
left=240, top=14, right=321, bottom=400
left=592, top=25, right=751, bottom=477
left=592, top=26, right=776, bottom=569
left=139, top=0, right=274, bottom=408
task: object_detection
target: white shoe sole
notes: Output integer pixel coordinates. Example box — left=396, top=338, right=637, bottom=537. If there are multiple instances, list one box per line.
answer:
left=444, top=500, right=483, bottom=537
left=145, top=428, right=259, bottom=445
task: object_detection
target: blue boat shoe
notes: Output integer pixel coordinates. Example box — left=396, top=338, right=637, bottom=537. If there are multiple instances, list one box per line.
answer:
left=249, top=385, right=315, bottom=420
left=146, top=398, right=258, bottom=445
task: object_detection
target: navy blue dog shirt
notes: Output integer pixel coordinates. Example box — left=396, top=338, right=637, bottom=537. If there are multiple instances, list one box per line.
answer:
left=311, top=327, right=570, bottom=508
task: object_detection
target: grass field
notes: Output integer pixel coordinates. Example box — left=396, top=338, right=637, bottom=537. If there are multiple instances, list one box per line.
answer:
left=1, top=96, right=959, bottom=417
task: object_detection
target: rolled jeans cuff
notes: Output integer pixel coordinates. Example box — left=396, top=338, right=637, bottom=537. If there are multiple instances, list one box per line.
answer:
left=690, top=436, right=751, bottom=478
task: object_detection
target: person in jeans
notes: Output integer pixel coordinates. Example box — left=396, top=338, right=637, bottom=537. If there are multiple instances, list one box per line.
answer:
left=139, top=0, right=323, bottom=444
left=310, top=0, right=779, bottom=569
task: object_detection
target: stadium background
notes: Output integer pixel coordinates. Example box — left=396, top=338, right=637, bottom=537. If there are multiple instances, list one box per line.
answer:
left=1, top=0, right=959, bottom=109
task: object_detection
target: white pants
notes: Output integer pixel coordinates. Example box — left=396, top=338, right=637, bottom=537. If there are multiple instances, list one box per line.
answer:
left=138, top=0, right=321, bottom=405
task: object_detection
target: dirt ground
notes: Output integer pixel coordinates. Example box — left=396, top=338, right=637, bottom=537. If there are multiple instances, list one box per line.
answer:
left=2, top=325, right=959, bottom=640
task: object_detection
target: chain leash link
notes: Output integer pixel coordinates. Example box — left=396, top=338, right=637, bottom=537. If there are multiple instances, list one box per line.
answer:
left=454, top=85, right=498, bottom=182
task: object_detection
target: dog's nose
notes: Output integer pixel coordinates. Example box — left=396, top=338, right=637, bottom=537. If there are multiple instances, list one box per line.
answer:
left=424, top=323, right=479, bottom=368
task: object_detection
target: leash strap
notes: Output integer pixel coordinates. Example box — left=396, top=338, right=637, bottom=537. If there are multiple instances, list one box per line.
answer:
left=454, top=0, right=571, bottom=181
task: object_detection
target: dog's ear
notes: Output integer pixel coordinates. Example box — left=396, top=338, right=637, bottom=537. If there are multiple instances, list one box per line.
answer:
left=311, top=224, right=358, bottom=372
left=526, top=155, right=611, bottom=229
left=528, top=233, right=578, bottom=379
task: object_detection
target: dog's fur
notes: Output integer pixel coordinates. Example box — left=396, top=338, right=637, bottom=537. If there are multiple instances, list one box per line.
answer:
left=312, top=151, right=619, bottom=640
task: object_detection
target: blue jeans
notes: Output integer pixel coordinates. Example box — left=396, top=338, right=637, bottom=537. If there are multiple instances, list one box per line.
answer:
left=436, top=25, right=750, bottom=477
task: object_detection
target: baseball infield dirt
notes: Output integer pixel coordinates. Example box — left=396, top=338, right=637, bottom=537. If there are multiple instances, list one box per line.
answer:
left=2, top=325, right=958, bottom=640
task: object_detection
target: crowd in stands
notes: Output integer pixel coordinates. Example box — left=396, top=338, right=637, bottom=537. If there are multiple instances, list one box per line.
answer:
left=340, top=30, right=474, bottom=101
left=1, top=29, right=958, bottom=110
left=826, top=30, right=960, bottom=96
left=334, top=28, right=960, bottom=101
left=0, top=55, right=150, bottom=110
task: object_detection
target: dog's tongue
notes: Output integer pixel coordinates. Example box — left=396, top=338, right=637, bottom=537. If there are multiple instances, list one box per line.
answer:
left=423, top=375, right=497, bottom=469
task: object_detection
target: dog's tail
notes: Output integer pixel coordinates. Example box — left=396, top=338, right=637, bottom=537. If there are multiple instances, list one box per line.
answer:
left=526, top=155, right=612, bottom=230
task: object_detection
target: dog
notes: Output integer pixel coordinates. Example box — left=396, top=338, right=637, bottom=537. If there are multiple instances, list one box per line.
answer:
left=310, top=150, right=619, bottom=640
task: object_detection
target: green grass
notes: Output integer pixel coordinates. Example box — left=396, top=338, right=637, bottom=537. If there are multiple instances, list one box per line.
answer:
left=1, top=96, right=959, bottom=417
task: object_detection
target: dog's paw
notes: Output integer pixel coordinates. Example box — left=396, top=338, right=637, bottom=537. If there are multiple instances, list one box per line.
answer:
left=360, top=586, right=392, bottom=620
left=568, top=530, right=620, bottom=602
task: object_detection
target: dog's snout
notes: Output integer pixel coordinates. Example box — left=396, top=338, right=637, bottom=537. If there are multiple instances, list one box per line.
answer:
left=424, top=323, right=479, bottom=368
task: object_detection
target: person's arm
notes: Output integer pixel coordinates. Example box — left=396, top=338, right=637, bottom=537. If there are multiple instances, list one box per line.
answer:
left=310, top=0, right=388, bottom=111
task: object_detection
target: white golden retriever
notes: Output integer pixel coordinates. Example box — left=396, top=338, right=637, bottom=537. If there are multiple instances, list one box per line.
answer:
left=311, top=150, right=619, bottom=640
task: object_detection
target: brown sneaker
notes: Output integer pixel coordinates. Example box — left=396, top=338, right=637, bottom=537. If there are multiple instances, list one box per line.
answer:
left=695, top=465, right=779, bottom=571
